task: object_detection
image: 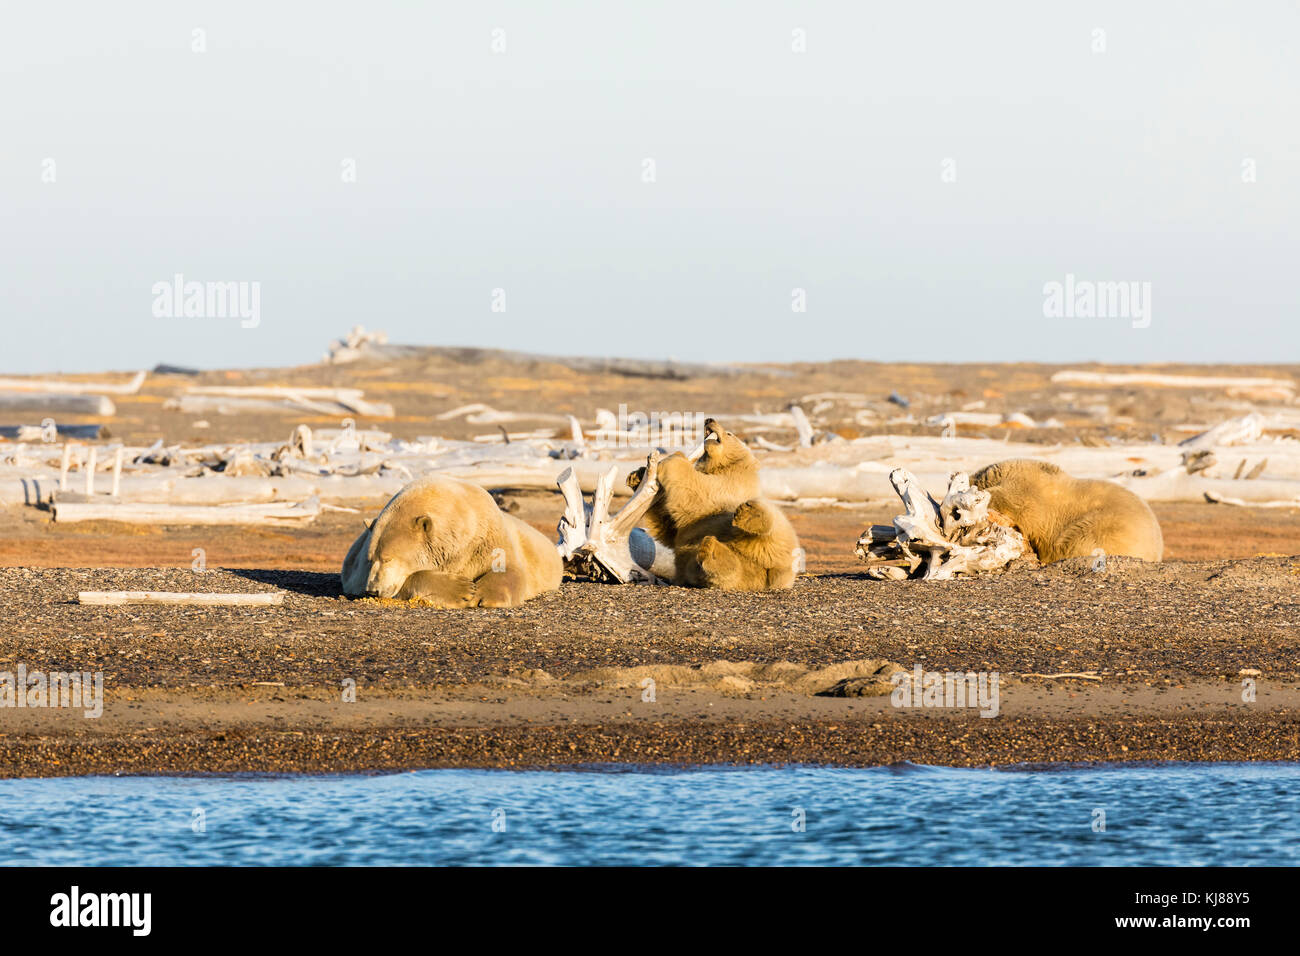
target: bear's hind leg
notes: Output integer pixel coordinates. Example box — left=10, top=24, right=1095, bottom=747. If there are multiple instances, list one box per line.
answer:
left=1057, top=515, right=1159, bottom=563
left=731, top=499, right=774, bottom=535
left=1052, top=515, right=1126, bottom=563
left=692, top=535, right=754, bottom=590
left=397, top=571, right=479, bottom=608
left=473, top=566, right=529, bottom=608
left=766, top=564, right=795, bottom=590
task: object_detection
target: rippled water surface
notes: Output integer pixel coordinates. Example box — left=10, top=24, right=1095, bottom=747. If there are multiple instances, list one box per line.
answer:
left=2, top=762, right=1296, bottom=865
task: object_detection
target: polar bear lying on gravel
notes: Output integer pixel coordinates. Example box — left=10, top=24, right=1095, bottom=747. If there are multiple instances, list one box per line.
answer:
left=971, top=459, right=1163, bottom=563
left=342, top=475, right=562, bottom=607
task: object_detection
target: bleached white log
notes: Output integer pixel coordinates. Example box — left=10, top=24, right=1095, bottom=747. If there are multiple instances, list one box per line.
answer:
left=1179, top=413, right=1264, bottom=451
left=276, top=424, right=314, bottom=460
left=189, top=384, right=362, bottom=401
left=52, top=495, right=321, bottom=527
left=110, top=447, right=124, bottom=497
left=1114, top=471, right=1300, bottom=502
left=436, top=403, right=570, bottom=425
left=926, top=411, right=1004, bottom=428
left=799, top=392, right=869, bottom=405
left=312, top=426, right=391, bottom=450
left=1203, top=490, right=1300, bottom=508
left=1050, top=370, right=1295, bottom=397
left=78, top=590, right=284, bottom=607
left=167, top=393, right=395, bottom=419
left=589, top=467, right=615, bottom=532
left=0, top=371, right=145, bottom=395
left=731, top=412, right=798, bottom=428
left=925, top=411, right=1038, bottom=429
left=754, top=436, right=795, bottom=453
left=471, top=429, right=558, bottom=443
left=555, top=468, right=589, bottom=559
left=0, top=393, right=116, bottom=416
left=790, top=405, right=814, bottom=448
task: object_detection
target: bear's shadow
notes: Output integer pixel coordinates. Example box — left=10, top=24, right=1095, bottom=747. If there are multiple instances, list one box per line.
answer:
left=229, top=568, right=342, bottom=598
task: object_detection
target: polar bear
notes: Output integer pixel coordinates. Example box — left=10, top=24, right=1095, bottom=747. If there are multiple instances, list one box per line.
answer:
left=628, top=419, right=800, bottom=590
left=341, top=475, right=562, bottom=607
left=970, top=459, right=1163, bottom=563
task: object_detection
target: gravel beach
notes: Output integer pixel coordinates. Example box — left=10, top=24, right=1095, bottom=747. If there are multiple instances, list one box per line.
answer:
left=2, top=553, right=1296, bottom=776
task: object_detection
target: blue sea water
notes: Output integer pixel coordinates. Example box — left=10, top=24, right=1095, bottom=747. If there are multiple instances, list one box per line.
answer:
left=1, top=762, right=1296, bottom=866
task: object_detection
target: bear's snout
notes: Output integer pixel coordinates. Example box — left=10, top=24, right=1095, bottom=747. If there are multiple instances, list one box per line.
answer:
left=365, top=559, right=408, bottom=599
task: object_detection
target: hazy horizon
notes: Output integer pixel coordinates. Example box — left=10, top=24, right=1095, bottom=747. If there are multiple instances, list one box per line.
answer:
left=4, top=1, right=1298, bottom=375
left=15, top=337, right=1300, bottom=379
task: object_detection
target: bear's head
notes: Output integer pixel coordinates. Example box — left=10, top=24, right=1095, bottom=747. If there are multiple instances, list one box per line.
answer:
left=364, top=514, right=433, bottom=598
left=971, top=458, right=1063, bottom=490
left=698, top=418, right=756, bottom=475
left=362, top=477, right=478, bottom=597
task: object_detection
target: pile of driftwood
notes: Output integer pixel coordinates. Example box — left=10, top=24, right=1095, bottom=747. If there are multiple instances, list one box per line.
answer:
left=555, top=453, right=671, bottom=583
left=7, top=346, right=1300, bottom=532
left=552, top=446, right=713, bottom=584
left=7, top=411, right=1300, bottom=519
left=856, top=469, right=1027, bottom=580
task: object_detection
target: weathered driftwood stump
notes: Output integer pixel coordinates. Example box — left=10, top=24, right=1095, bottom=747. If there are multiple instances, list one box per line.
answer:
left=555, top=452, right=674, bottom=583
left=855, top=468, right=1026, bottom=580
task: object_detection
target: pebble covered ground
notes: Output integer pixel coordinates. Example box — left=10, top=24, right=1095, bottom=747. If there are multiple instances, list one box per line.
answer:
left=1, top=557, right=1297, bottom=775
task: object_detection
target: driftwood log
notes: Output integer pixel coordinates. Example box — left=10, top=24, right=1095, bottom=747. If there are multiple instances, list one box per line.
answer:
left=52, top=495, right=321, bottom=527
left=0, top=371, right=145, bottom=395
left=168, top=386, right=394, bottom=419
left=856, top=469, right=1026, bottom=580
left=78, top=591, right=285, bottom=607
left=0, top=393, right=116, bottom=416
left=1050, top=370, right=1295, bottom=399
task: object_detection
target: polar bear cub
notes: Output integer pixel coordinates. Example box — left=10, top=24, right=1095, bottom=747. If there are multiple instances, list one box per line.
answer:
left=629, top=418, right=800, bottom=590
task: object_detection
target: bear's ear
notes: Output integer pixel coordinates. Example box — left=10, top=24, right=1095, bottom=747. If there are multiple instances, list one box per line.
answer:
left=414, top=515, right=433, bottom=535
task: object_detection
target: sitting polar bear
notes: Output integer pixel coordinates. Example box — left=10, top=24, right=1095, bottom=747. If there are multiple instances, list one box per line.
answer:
left=341, top=475, right=562, bottom=607
left=629, top=419, right=800, bottom=590
left=970, top=459, right=1163, bottom=563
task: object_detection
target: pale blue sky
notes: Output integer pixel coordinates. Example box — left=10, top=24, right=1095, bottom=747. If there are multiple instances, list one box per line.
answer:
left=3, top=1, right=1297, bottom=373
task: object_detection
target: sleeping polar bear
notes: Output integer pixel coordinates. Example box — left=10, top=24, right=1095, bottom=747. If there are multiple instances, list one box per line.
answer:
left=341, top=475, right=562, bottom=607
left=970, top=459, right=1163, bottom=563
